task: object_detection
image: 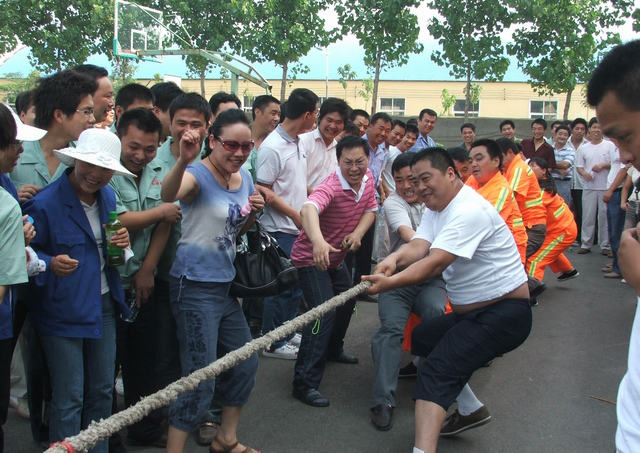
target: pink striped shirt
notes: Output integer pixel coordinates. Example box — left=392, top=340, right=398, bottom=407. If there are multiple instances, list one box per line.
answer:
left=291, top=169, right=378, bottom=269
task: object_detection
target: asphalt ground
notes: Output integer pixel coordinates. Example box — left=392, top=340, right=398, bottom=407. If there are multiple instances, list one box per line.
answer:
left=6, top=246, right=636, bottom=452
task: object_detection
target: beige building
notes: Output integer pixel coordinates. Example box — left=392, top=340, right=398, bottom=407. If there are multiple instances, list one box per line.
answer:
left=133, top=77, right=594, bottom=121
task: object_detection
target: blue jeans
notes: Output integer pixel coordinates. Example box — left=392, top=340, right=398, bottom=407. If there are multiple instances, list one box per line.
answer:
left=370, top=279, right=447, bottom=408
left=169, top=277, right=257, bottom=433
left=39, top=293, right=116, bottom=453
left=607, top=190, right=625, bottom=274
left=293, top=263, right=355, bottom=390
left=261, top=232, right=302, bottom=349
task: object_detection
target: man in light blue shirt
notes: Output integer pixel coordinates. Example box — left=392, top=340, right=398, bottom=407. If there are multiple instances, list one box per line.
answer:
left=408, top=108, right=437, bottom=153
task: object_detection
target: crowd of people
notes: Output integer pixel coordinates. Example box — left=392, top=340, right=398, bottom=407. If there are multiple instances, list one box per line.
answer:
left=1, top=38, right=640, bottom=453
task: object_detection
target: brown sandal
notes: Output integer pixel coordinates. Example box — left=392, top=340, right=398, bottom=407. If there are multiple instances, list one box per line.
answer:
left=209, top=435, right=259, bottom=453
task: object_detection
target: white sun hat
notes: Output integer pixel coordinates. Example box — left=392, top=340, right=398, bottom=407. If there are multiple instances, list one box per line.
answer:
left=54, top=128, right=135, bottom=177
left=4, top=104, right=46, bottom=141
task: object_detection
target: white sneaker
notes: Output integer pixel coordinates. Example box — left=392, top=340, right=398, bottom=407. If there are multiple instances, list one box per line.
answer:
left=262, top=343, right=298, bottom=360
left=289, top=333, right=302, bottom=347
left=622, top=279, right=627, bottom=284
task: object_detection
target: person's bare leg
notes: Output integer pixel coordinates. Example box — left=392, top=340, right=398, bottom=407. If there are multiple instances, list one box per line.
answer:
left=166, top=425, right=189, bottom=453
left=415, top=400, right=447, bottom=453
left=211, top=406, right=256, bottom=452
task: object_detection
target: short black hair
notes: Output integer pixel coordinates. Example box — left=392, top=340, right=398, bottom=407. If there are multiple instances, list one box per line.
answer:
left=370, top=112, right=392, bottom=127
left=252, top=95, right=280, bottom=120
left=410, top=147, right=457, bottom=178
left=406, top=118, right=418, bottom=127
left=115, top=83, right=155, bottom=111
left=550, top=120, right=563, bottom=130
left=448, top=146, right=469, bottom=163
left=73, top=64, right=109, bottom=81
left=586, top=40, right=640, bottom=111
left=570, top=117, right=588, bottom=130
left=588, top=117, right=599, bottom=128
left=391, top=151, right=414, bottom=175
left=116, top=107, right=162, bottom=140
left=0, top=103, right=17, bottom=148
left=342, top=122, right=361, bottom=137
left=349, top=109, right=370, bottom=122
left=392, top=119, right=406, bottom=130
left=204, top=109, right=250, bottom=157
left=285, top=88, right=319, bottom=120
left=496, top=137, right=518, bottom=156
left=209, top=91, right=241, bottom=116
left=418, top=109, right=438, bottom=121
left=531, top=118, right=548, bottom=129
left=404, top=124, right=419, bottom=137
left=530, top=156, right=557, bottom=195
left=150, top=82, right=184, bottom=112
left=336, top=134, right=369, bottom=160
left=319, top=97, right=350, bottom=123
left=169, top=93, right=211, bottom=124
left=499, top=119, right=515, bottom=132
left=555, top=125, right=571, bottom=136
left=470, top=138, right=503, bottom=171
left=461, top=122, right=476, bottom=133
left=33, top=69, right=98, bottom=129
left=15, top=91, right=33, bottom=115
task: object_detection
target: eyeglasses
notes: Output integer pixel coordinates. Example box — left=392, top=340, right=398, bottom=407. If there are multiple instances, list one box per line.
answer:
left=8, top=142, right=23, bottom=153
left=76, top=109, right=95, bottom=117
left=217, top=138, right=254, bottom=153
left=339, top=160, right=368, bottom=169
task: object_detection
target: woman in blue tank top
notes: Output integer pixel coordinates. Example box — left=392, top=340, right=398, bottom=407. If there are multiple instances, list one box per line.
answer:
left=161, top=109, right=264, bottom=453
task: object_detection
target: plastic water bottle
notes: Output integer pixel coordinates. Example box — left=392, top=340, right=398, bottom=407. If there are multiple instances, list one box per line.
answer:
left=121, top=289, right=139, bottom=323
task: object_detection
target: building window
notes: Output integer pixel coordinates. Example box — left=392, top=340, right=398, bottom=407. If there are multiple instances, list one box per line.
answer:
left=242, top=95, right=253, bottom=113
left=453, top=99, right=479, bottom=117
left=317, top=96, right=327, bottom=108
left=530, top=100, right=558, bottom=119
left=379, top=98, right=405, bottom=116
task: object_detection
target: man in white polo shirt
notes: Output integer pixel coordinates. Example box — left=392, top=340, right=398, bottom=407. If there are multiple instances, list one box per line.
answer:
left=256, top=88, right=319, bottom=360
left=363, top=148, right=532, bottom=453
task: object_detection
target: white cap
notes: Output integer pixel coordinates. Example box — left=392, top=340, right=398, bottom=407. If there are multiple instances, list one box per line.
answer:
left=54, top=128, right=135, bottom=177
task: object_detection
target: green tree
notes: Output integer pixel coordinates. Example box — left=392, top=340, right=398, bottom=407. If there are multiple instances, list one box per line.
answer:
left=0, top=0, right=116, bottom=71
left=337, top=64, right=357, bottom=101
left=428, top=0, right=511, bottom=121
left=634, top=8, right=640, bottom=31
left=0, top=70, right=41, bottom=104
left=240, top=0, right=338, bottom=101
left=508, top=0, right=633, bottom=120
left=111, top=56, right=139, bottom=93
left=336, top=0, right=423, bottom=116
left=358, top=77, right=374, bottom=111
left=440, top=89, right=456, bottom=117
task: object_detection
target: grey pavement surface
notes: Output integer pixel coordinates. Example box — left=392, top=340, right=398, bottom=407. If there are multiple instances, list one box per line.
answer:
left=6, top=247, right=636, bottom=452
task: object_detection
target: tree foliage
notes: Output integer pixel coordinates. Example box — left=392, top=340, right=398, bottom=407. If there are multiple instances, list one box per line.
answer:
left=240, top=0, right=338, bottom=101
left=440, top=89, right=456, bottom=117
left=335, top=0, right=423, bottom=115
left=428, top=0, right=511, bottom=120
left=507, top=0, right=633, bottom=119
left=337, top=64, right=357, bottom=101
left=0, top=70, right=41, bottom=104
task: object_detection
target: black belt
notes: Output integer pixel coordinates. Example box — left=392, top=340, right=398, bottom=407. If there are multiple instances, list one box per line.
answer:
left=553, top=177, right=572, bottom=181
left=614, top=187, right=622, bottom=192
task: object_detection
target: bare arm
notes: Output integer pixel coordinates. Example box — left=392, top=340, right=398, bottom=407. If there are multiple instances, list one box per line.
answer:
left=256, top=182, right=302, bottom=229
left=300, top=203, right=339, bottom=271
left=397, top=225, right=417, bottom=244
left=555, top=160, right=571, bottom=170
left=604, top=167, right=629, bottom=203
left=161, top=130, right=200, bottom=204
left=622, top=175, right=633, bottom=211
left=118, top=203, right=181, bottom=233
left=130, top=222, right=171, bottom=305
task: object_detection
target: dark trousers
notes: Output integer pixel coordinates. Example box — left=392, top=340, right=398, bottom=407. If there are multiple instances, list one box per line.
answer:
left=117, top=279, right=181, bottom=442
left=0, top=337, right=12, bottom=453
left=571, top=188, right=583, bottom=242
left=293, top=263, right=356, bottom=390
left=607, top=190, right=626, bottom=274
left=344, top=223, right=376, bottom=285
left=412, top=299, right=532, bottom=410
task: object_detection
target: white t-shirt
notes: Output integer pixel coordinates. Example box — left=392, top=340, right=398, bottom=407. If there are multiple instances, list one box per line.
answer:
left=256, top=125, right=307, bottom=235
left=300, top=128, right=337, bottom=190
left=616, top=296, right=640, bottom=452
left=382, top=146, right=402, bottom=194
left=576, top=140, right=615, bottom=190
left=383, top=191, right=424, bottom=254
left=82, top=201, right=109, bottom=295
left=607, top=146, right=623, bottom=189
left=413, top=185, right=527, bottom=305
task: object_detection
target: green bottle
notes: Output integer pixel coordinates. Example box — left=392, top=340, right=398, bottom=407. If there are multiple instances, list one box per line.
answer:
left=105, top=211, right=125, bottom=266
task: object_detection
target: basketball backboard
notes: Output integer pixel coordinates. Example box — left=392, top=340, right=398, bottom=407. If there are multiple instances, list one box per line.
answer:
left=114, top=0, right=165, bottom=63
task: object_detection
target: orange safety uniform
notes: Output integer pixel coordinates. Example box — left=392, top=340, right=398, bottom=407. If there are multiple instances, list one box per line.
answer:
left=526, top=189, right=577, bottom=280
left=504, top=154, right=547, bottom=229
left=466, top=173, right=528, bottom=263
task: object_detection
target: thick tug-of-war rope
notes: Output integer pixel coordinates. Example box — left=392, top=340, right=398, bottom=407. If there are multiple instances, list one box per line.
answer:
left=45, top=281, right=372, bottom=453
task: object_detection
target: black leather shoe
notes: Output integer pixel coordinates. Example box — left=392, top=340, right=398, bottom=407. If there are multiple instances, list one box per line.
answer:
left=371, top=404, right=394, bottom=431
left=327, top=351, right=359, bottom=364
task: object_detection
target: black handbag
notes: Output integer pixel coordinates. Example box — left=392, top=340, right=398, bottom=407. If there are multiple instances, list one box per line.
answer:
left=230, top=220, right=299, bottom=298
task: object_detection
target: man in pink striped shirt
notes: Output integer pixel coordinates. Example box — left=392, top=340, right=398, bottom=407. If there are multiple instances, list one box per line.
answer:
left=290, top=135, right=378, bottom=407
